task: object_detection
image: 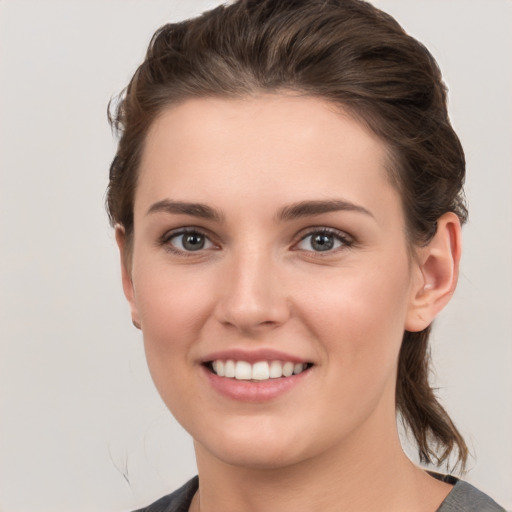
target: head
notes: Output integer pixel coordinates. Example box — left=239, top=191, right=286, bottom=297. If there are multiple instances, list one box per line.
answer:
left=107, top=0, right=468, bottom=469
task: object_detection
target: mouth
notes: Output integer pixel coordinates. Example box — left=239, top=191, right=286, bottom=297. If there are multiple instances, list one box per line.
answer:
left=203, top=360, right=314, bottom=381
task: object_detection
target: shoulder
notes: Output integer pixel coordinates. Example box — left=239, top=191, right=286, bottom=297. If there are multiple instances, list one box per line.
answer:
left=129, top=474, right=507, bottom=512
left=437, top=478, right=506, bottom=512
left=131, top=476, right=199, bottom=512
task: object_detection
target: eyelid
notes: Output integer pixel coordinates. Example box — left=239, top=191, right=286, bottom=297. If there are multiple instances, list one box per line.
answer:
left=158, top=226, right=219, bottom=254
left=292, top=226, right=354, bottom=252
left=157, top=225, right=353, bottom=255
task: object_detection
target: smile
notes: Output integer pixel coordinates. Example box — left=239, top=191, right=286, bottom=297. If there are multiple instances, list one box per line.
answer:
left=206, top=360, right=313, bottom=381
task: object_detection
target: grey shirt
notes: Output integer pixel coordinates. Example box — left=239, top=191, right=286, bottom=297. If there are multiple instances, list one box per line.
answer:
left=437, top=480, right=505, bottom=512
left=133, top=475, right=506, bottom=512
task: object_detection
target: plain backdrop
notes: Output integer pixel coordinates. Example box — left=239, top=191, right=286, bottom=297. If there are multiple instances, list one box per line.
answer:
left=0, top=1, right=511, bottom=511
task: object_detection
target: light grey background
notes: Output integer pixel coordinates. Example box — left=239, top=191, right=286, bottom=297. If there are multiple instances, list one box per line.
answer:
left=0, top=1, right=510, bottom=511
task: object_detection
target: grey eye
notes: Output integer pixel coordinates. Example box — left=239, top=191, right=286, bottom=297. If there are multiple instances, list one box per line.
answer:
left=170, top=232, right=213, bottom=251
left=296, top=231, right=345, bottom=252
left=310, top=233, right=335, bottom=251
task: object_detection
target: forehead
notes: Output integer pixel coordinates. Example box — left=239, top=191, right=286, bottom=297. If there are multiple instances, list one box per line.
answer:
left=136, top=94, right=398, bottom=219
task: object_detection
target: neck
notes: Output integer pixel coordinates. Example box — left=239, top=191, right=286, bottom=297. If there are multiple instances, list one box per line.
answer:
left=192, top=416, right=451, bottom=512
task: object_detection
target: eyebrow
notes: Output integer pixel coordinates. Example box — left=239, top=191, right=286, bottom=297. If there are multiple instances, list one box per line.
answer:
left=277, top=199, right=374, bottom=221
left=146, top=199, right=224, bottom=222
left=146, top=198, right=373, bottom=223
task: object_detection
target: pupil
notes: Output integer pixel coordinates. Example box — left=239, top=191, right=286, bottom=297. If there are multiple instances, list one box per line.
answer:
left=312, top=234, right=333, bottom=251
left=183, top=233, right=204, bottom=251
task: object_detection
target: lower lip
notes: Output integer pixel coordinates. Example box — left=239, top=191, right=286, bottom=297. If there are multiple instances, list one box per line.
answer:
left=201, top=365, right=311, bottom=402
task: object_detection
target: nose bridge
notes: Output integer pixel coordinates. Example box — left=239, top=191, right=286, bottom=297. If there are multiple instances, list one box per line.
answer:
left=216, top=242, right=289, bottom=331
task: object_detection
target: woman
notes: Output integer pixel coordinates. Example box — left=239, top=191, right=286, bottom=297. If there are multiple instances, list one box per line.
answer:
left=107, top=0, right=505, bottom=510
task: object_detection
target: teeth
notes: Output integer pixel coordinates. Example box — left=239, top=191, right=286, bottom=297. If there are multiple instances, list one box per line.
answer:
left=252, top=361, right=270, bottom=380
left=224, top=360, right=236, bottom=378
left=235, top=361, right=252, bottom=380
left=293, top=363, right=304, bottom=374
left=209, top=359, right=309, bottom=380
left=216, top=360, right=225, bottom=377
left=269, top=360, right=283, bottom=378
left=282, top=362, right=294, bottom=377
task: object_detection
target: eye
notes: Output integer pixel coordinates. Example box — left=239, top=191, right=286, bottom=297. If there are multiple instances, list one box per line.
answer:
left=165, top=230, right=215, bottom=252
left=295, top=228, right=352, bottom=253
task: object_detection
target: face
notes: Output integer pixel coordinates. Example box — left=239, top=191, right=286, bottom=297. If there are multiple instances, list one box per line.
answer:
left=120, top=94, right=426, bottom=470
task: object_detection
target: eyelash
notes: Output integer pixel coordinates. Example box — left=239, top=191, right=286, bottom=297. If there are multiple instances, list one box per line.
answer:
left=294, top=227, right=354, bottom=254
left=159, top=227, right=217, bottom=256
left=158, top=226, right=354, bottom=256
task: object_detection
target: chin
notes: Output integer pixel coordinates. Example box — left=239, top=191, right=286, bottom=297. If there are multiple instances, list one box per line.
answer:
left=205, top=440, right=308, bottom=470
left=192, top=415, right=320, bottom=471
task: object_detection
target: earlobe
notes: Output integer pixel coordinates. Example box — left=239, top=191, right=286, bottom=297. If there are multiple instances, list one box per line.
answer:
left=405, top=212, right=462, bottom=332
left=115, top=225, right=142, bottom=330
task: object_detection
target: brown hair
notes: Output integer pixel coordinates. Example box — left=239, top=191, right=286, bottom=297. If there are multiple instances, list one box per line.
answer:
left=107, top=0, right=468, bottom=470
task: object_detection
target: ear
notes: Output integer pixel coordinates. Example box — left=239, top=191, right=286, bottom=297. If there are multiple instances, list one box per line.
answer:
left=405, top=212, right=462, bottom=332
left=115, top=225, right=141, bottom=330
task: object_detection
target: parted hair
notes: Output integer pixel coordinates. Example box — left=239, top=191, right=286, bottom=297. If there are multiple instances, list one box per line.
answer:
left=107, top=0, right=468, bottom=470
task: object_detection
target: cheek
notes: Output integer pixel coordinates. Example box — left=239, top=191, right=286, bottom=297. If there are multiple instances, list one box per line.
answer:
left=132, top=262, right=216, bottom=386
left=292, top=264, right=412, bottom=439
left=298, top=260, right=412, bottom=373
left=135, top=258, right=213, bottom=332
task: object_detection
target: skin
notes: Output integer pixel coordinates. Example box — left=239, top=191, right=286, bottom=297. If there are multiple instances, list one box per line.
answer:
left=117, top=94, right=461, bottom=512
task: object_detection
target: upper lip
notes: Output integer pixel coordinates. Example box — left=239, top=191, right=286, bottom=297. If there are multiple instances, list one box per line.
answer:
left=200, top=348, right=311, bottom=364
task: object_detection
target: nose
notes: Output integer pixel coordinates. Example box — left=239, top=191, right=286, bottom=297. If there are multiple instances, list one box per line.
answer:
left=214, top=250, right=291, bottom=335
